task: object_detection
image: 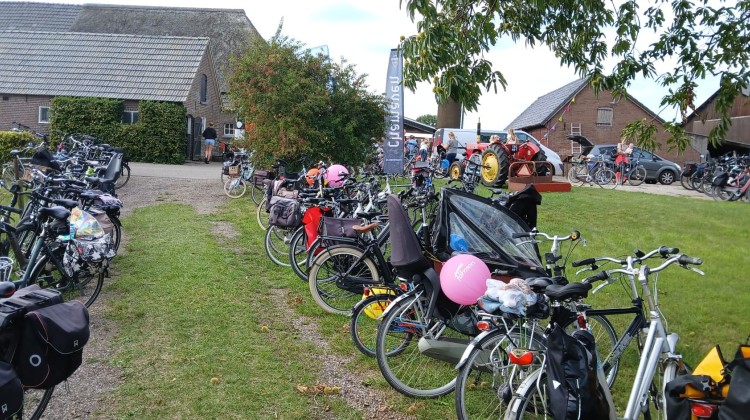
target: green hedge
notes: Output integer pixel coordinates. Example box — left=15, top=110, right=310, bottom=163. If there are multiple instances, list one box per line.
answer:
left=50, top=97, right=186, bottom=164
left=0, top=131, right=36, bottom=165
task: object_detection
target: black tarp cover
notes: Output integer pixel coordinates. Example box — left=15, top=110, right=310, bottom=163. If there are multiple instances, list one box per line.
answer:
left=431, top=188, right=545, bottom=278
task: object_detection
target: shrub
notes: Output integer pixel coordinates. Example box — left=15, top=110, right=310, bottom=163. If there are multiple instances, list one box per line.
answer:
left=0, top=131, right=36, bottom=165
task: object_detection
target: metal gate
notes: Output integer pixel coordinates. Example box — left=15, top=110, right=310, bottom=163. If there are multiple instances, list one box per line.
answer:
left=186, top=116, right=204, bottom=161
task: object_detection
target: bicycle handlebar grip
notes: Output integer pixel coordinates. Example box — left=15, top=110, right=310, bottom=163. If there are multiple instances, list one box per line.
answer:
left=571, top=258, right=595, bottom=267
left=659, top=246, right=679, bottom=257
left=583, top=271, right=609, bottom=284
left=512, top=232, right=532, bottom=239
left=570, top=230, right=581, bottom=241
left=678, top=255, right=703, bottom=266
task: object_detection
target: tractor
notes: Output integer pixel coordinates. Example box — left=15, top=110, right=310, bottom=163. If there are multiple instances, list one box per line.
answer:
left=464, top=137, right=548, bottom=187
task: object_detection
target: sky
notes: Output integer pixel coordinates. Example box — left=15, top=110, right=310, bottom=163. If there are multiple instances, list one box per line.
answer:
left=38, top=0, right=722, bottom=131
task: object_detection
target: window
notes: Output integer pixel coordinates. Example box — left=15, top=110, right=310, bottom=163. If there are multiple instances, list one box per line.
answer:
left=38, top=106, right=49, bottom=124
left=596, top=107, right=613, bottom=126
left=223, top=123, right=235, bottom=137
left=200, top=74, right=208, bottom=103
left=122, top=111, right=139, bottom=124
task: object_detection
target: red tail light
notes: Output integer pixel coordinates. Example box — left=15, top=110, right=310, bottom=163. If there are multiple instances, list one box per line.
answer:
left=476, top=321, right=491, bottom=331
left=509, top=348, right=535, bottom=365
left=690, top=402, right=718, bottom=418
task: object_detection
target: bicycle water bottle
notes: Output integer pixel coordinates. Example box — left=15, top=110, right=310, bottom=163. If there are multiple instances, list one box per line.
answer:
left=69, top=221, right=76, bottom=240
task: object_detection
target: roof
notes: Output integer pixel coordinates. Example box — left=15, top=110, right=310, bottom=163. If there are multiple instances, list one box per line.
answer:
left=505, top=79, right=588, bottom=130
left=404, top=117, right=436, bottom=133
left=0, top=2, right=82, bottom=32
left=506, top=78, right=665, bottom=130
left=0, top=31, right=210, bottom=102
left=69, top=4, right=262, bottom=93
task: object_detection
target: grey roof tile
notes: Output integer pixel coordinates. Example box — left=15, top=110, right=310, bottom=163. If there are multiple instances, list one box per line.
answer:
left=0, top=2, right=81, bottom=32
left=0, top=31, right=209, bottom=102
left=505, top=79, right=588, bottom=130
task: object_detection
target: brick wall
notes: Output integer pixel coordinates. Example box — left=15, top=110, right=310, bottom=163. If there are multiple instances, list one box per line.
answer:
left=533, top=85, right=701, bottom=166
left=0, top=95, right=52, bottom=134
left=185, top=49, right=234, bottom=137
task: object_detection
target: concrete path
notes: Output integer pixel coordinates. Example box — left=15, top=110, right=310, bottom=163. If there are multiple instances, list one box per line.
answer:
left=129, top=161, right=220, bottom=180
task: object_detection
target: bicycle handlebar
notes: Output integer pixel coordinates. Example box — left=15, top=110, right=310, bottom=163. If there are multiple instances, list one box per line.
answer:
left=512, top=230, right=580, bottom=242
left=573, top=245, right=680, bottom=268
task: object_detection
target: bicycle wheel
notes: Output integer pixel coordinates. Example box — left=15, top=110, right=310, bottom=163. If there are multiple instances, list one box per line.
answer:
left=264, top=226, right=293, bottom=267
left=654, top=359, right=690, bottom=418
left=563, top=314, right=619, bottom=387
left=594, top=168, right=618, bottom=189
left=375, top=293, right=468, bottom=398
left=28, top=253, right=104, bottom=308
left=350, top=292, right=396, bottom=357
left=1, top=165, right=17, bottom=193
left=712, top=185, right=732, bottom=201
left=288, top=227, right=312, bottom=281
left=22, top=387, right=54, bottom=420
left=505, top=368, right=550, bottom=419
left=250, top=181, right=264, bottom=205
left=114, top=163, right=130, bottom=189
left=108, top=214, right=123, bottom=253
left=256, top=198, right=269, bottom=231
left=455, top=329, right=543, bottom=419
left=223, top=177, right=247, bottom=198
left=628, top=165, right=647, bottom=186
left=567, top=165, right=586, bottom=185
left=680, top=173, right=694, bottom=190
left=307, top=246, right=380, bottom=315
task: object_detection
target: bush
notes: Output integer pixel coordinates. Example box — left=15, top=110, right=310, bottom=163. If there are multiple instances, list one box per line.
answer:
left=50, top=97, right=186, bottom=164
left=0, top=131, right=36, bottom=165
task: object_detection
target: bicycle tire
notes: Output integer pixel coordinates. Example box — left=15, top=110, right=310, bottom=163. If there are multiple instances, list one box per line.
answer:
left=1, top=165, right=17, bottom=193
left=455, top=329, right=543, bottom=419
left=628, top=165, right=647, bottom=186
left=350, top=293, right=397, bottom=357
left=23, top=387, right=54, bottom=420
left=307, top=246, right=380, bottom=315
left=108, top=214, right=123, bottom=253
left=567, top=165, right=586, bottom=185
left=264, top=226, right=293, bottom=267
left=28, top=253, right=104, bottom=308
left=375, top=293, right=467, bottom=398
left=594, top=168, right=618, bottom=189
left=256, top=198, right=269, bottom=231
left=114, top=163, right=130, bottom=189
left=679, top=174, right=694, bottom=190
left=223, top=177, right=247, bottom=198
left=504, top=368, right=549, bottom=419
left=250, top=181, right=264, bottom=206
left=288, top=226, right=311, bottom=281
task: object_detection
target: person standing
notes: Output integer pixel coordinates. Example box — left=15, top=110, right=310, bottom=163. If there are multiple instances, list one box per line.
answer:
left=404, top=135, right=419, bottom=159
left=419, top=138, right=430, bottom=161
left=506, top=129, right=520, bottom=145
left=446, top=131, right=459, bottom=165
left=202, top=122, right=217, bottom=164
left=615, top=137, right=634, bottom=184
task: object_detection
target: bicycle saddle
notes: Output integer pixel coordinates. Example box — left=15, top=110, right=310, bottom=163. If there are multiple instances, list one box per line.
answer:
left=0, top=281, right=15, bottom=298
left=543, top=282, right=591, bottom=301
left=52, top=198, right=79, bottom=209
left=39, top=206, right=71, bottom=221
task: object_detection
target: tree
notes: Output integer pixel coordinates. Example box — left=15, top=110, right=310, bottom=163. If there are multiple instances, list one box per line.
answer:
left=228, top=30, right=387, bottom=168
left=416, top=114, right=438, bottom=127
left=399, top=0, right=750, bottom=151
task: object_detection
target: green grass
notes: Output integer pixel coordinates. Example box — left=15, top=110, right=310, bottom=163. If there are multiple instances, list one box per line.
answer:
left=102, top=186, right=750, bottom=418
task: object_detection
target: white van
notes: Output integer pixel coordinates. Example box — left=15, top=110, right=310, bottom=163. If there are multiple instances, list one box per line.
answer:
left=432, top=128, right=564, bottom=175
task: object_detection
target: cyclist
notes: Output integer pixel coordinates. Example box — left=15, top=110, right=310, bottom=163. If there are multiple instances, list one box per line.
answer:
left=615, top=137, right=633, bottom=184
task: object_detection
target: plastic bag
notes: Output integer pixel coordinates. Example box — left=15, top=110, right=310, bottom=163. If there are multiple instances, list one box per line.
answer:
left=479, top=278, right=538, bottom=315
left=70, top=208, right=105, bottom=239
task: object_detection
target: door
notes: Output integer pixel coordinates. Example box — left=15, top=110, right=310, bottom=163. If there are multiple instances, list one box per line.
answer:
left=186, top=115, right=204, bottom=161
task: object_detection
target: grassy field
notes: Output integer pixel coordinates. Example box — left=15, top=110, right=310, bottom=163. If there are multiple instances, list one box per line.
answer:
left=103, top=186, right=750, bottom=418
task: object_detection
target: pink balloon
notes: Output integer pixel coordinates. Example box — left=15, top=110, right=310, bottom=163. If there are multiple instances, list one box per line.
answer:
left=440, top=254, right=491, bottom=305
left=326, top=164, right=349, bottom=187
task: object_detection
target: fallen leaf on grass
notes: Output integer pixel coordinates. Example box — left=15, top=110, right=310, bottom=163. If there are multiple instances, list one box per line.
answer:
left=210, top=377, right=220, bottom=385
left=407, top=402, right=425, bottom=414
left=295, top=382, right=341, bottom=396
left=341, top=324, right=350, bottom=333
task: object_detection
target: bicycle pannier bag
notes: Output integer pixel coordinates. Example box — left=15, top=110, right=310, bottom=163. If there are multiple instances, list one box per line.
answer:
left=268, top=197, right=301, bottom=228
left=545, top=325, right=614, bottom=420
left=13, top=302, right=90, bottom=389
left=0, top=285, right=62, bottom=329
left=322, top=217, right=360, bottom=239
left=0, top=361, right=22, bottom=419
left=719, top=345, right=750, bottom=420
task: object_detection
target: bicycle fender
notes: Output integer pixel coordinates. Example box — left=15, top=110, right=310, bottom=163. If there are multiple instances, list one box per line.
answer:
left=455, top=329, right=494, bottom=370
left=377, top=288, right=418, bottom=320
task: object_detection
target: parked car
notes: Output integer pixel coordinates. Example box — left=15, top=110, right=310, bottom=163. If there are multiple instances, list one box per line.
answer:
left=432, top=128, right=564, bottom=175
left=587, top=144, right=682, bottom=185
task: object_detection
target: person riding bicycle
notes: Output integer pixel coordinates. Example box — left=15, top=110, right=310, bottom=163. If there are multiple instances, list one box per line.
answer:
left=404, top=135, right=419, bottom=159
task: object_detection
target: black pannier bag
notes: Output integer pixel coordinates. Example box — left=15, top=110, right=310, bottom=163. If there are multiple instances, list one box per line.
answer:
left=13, top=302, right=90, bottom=389
left=719, top=345, right=750, bottom=420
left=0, top=361, right=23, bottom=419
left=268, top=197, right=301, bottom=228
left=321, top=217, right=360, bottom=244
left=545, top=325, right=613, bottom=420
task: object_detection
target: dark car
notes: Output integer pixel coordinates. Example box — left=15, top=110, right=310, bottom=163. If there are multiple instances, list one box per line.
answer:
left=587, top=144, right=682, bottom=185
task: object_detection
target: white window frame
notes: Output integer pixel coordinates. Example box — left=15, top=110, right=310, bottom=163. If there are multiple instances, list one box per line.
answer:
left=122, top=110, right=139, bottom=124
left=38, top=106, right=50, bottom=124
left=223, top=123, right=235, bottom=137
left=596, top=107, right=613, bottom=127
left=200, top=74, right=208, bottom=103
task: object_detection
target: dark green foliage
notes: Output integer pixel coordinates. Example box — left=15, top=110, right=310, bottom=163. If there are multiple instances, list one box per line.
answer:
left=0, top=131, right=36, bottom=164
left=416, top=114, right=437, bottom=127
left=228, top=30, right=387, bottom=168
left=400, top=0, right=750, bottom=150
left=50, top=97, right=186, bottom=164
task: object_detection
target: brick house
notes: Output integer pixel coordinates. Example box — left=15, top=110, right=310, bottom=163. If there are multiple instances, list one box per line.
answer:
left=0, top=2, right=262, bottom=160
left=0, top=30, right=222, bottom=160
left=505, top=79, right=702, bottom=166
left=684, top=87, right=750, bottom=156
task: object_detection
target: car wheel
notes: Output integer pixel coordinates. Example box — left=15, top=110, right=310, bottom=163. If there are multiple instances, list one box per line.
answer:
left=659, top=170, right=676, bottom=185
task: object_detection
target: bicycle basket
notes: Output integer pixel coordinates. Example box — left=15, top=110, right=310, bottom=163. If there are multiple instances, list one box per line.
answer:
left=228, top=165, right=240, bottom=175
left=0, top=256, right=12, bottom=282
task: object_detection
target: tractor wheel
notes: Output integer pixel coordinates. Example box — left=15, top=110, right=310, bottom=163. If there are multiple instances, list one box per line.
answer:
left=533, top=150, right=550, bottom=176
left=449, top=162, right=463, bottom=180
left=480, top=144, right=510, bottom=187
